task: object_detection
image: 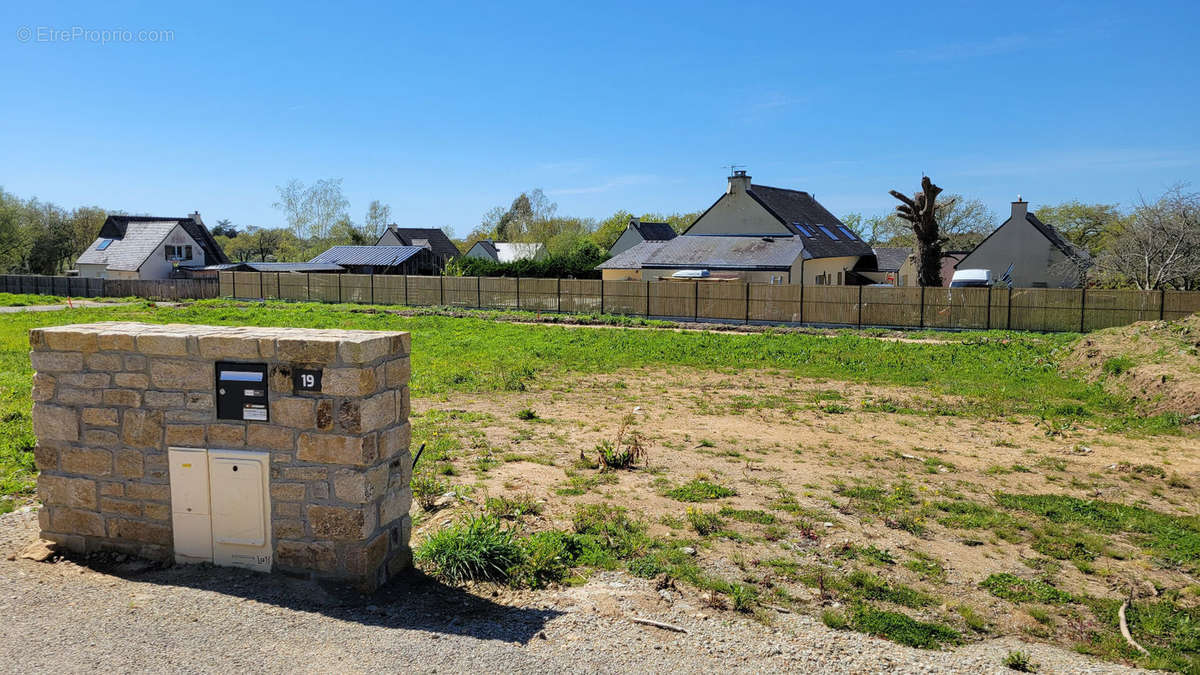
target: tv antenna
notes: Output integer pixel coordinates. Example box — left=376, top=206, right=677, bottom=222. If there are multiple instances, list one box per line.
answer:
left=723, top=164, right=746, bottom=176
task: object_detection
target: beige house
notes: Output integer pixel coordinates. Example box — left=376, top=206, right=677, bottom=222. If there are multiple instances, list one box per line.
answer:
left=75, top=213, right=228, bottom=280
left=955, top=199, right=1090, bottom=288
left=598, top=171, right=874, bottom=284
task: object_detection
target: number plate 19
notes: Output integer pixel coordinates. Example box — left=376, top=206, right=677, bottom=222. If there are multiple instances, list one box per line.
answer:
left=293, top=369, right=322, bottom=393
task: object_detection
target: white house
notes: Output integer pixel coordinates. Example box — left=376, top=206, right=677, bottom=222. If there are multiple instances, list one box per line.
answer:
left=75, top=213, right=228, bottom=280
left=464, top=240, right=547, bottom=263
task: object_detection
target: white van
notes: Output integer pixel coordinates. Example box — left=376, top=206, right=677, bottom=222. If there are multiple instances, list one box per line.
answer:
left=949, top=269, right=992, bottom=288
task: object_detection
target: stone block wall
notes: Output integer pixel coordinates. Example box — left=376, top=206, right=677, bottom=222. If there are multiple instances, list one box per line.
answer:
left=30, top=321, right=412, bottom=591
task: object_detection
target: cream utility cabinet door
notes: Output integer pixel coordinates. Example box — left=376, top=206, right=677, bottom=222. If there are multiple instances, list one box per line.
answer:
left=168, top=448, right=213, bottom=564
left=208, top=449, right=272, bottom=572
left=168, top=447, right=272, bottom=573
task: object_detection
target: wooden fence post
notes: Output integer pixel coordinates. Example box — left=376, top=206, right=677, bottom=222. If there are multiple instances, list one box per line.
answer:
left=404, top=275, right=409, bottom=306
left=259, top=273, right=264, bottom=300
left=919, top=286, right=925, bottom=329
left=798, top=282, right=804, bottom=324
left=645, top=280, right=650, bottom=317
left=557, top=277, right=562, bottom=313
left=1080, top=286, right=1087, bottom=332
left=1007, top=286, right=1013, bottom=329
left=306, top=274, right=311, bottom=301
left=370, top=274, right=375, bottom=305
left=986, top=286, right=992, bottom=329
left=515, top=276, right=520, bottom=309
left=477, top=276, right=482, bottom=308
left=693, top=281, right=698, bottom=322
left=857, top=285, right=863, bottom=328
left=745, top=283, right=750, bottom=324
left=1161, top=288, right=1166, bottom=320
left=232, top=274, right=238, bottom=299
left=600, top=280, right=605, bottom=315
left=337, top=274, right=342, bottom=303
left=439, top=276, right=445, bottom=306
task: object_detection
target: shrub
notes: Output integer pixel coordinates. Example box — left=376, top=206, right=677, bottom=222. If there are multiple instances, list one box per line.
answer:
left=1003, top=650, right=1038, bottom=672
left=1102, top=356, right=1135, bottom=376
left=686, top=507, right=724, bottom=536
left=729, top=583, right=758, bottom=612
left=821, top=609, right=850, bottom=630
left=596, top=414, right=647, bottom=470
left=516, top=408, right=538, bottom=420
left=666, top=478, right=737, bottom=502
left=510, top=530, right=574, bottom=589
left=415, top=514, right=524, bottom=584
left=571, top=503, right=649, bottom=564
left=411, top=473, right=447, bottom=511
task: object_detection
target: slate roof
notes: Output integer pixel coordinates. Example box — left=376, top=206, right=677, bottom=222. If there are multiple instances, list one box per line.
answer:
left=871, top=247, right=912, bottom=271
left=310, top=246, right=425, bottom=267
left=598, top=235, right=809, bottom=270
left=377, top=227, right=461, bottom=259
left=76, top=219, right=180, bottom=271
left=596, top=240, right=672, bottom=269
left=630, top=221, right=677, bottom=242
left=683, top=183, right=873, bottom=259
left=1025, top=213, right=1091, bottom=263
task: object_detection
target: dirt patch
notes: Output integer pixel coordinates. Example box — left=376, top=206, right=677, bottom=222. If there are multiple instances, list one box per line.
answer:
left=1064, top=315, right=1200, bottom=418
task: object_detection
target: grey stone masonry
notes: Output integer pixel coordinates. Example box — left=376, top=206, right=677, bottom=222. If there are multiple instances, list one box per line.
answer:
left=30, top=321, right=412, bottom=592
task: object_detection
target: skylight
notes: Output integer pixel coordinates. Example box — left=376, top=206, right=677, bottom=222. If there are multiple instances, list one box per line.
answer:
left=837, top=226, right=859, bottom=241
left=818, top=225, right=839, bottom=240
left=96, top=239, right=113, bottom=250
left=793, top=222, right=813, bottom=237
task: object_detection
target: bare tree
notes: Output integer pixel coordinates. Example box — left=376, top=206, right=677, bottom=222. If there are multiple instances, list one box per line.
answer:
left=1090, top=185, right=1200, bottom=290
left=889, top=177, right=950, bottom=286
left=273, top=178, right=350, bottom=240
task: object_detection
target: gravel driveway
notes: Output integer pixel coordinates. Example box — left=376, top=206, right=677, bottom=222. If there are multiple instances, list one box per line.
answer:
left=0, top=509, right=1139, bottom=674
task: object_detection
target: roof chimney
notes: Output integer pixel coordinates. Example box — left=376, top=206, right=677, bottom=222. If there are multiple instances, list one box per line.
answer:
left=189, top=211, right=204, bottom=225
left=727, top=169, right=751, bottom=195
left=1010, top=197, right=1028, bottom=222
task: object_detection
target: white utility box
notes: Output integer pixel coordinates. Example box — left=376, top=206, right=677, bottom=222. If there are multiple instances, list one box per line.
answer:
left=168, top=447, right=272, bottom=573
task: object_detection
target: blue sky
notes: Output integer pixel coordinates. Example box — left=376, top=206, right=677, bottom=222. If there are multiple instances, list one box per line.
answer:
left=3, top=1, right=1198, bottom=236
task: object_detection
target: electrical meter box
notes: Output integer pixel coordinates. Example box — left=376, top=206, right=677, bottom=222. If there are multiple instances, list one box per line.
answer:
left=215, top=362, right=269, bottom=422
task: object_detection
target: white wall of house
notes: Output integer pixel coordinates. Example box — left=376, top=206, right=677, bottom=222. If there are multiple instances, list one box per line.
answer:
left=464, top=242, right=496, bottom=262
left=77, top=263, right=109, bottom=279
left=137, top=224, right=204, bottom=280
left=956, top=203, right=1084, bottom=288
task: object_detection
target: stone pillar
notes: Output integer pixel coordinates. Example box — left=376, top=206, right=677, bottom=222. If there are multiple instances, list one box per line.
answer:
left=30, top=321, right=412, bottom=591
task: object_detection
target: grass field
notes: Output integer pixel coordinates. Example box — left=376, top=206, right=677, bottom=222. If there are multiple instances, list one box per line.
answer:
left=1, top=299, right=1197, bottom=671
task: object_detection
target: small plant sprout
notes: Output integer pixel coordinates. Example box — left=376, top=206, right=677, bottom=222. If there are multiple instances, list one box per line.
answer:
left=597, top=414, right=647, bottom=470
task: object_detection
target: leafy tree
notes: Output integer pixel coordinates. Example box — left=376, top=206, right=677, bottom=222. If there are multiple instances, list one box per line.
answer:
left=363, top=200, right=392, bottom=239
left=211, top=219, right=238, bottom=238
left=1033, top=201, right=1126, bottom=255
left=273, top=178, right=350, bottom=239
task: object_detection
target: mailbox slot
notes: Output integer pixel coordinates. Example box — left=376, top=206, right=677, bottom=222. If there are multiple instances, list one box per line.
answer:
left=215, top=362, right=269, bottom=421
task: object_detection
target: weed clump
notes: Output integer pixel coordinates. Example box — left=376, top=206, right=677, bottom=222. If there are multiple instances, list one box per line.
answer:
left=980, top=573, right=1074, bottom=604
left=416, top=514, right=523, bottom=583
left=666, top=478, right=736, bottom=502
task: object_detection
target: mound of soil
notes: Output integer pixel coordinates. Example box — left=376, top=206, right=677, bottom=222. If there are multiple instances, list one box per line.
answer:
left=1065, top=315, right=1200, bottom=418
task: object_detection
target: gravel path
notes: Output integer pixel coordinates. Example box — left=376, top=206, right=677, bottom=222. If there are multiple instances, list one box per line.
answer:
left=0, top=509, right=1140, bottom=674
